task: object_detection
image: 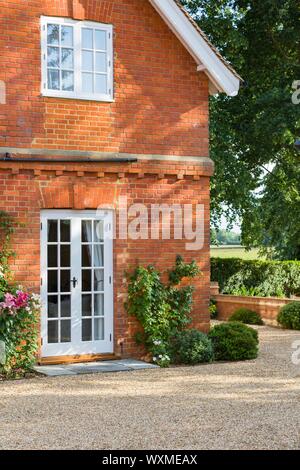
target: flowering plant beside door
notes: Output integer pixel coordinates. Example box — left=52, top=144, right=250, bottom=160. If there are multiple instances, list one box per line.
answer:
left=0, top=211, right=41, bottom=377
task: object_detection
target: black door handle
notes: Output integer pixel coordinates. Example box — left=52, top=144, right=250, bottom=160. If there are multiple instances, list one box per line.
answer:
left=71, top=277, right=78, bottom=288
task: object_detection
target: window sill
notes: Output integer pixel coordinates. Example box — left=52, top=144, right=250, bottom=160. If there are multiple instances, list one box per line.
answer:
left=41, top=91, right=115, bottom=103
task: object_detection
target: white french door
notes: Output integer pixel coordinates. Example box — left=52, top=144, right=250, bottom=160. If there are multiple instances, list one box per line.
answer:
left=40, top=210, right=114, bottom=358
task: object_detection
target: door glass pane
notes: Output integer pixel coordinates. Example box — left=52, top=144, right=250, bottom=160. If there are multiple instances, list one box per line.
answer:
left=82, top=245, right=92, bottom=267
left=94, top=318, right=104, bottom=341
left=82, top=220, right=93, bottom=242
left=94, top=220, right=104, bottom=242
left=82, top=270, right=92, bottom=292
left=60, top=220, right=70, bottom=242
left=94, top=294, right=104, bottom=317
left=61, top=26, right=73, bottom=47
left=47, top=24, right=59, bottom=45
left=61, top=295, right=71, bottom=318
left=48, top=245, right=58, bottom=268
left=48, top=295, right=58, bottom=318
left=61, top=270, right=71, bottom=293
left=95, top=30, right=106, bottom=50
left=94, top=245, right=104, bottom=267
left=48, top=270, right=58, bottom=293
left=94, top=269, right=104, bottom=292
left=61, top=245, right=70, bottom=267
left=82, top=318, right=92, bottom=342
left=48, top=321, right=59, bottom=343
left=95, top=74, right=107, bottom=94
left=82, top=28, right=93, bottom=49
left=82, top=73, right=93, bottom=93
left=61, top=320, right=71, bottom=343
left=82, top=294, right=92, bottom=317
left=48, top=220, right=58, bottom=242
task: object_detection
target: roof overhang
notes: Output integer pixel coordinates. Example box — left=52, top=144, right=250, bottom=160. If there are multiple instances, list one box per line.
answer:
left=148, top=0, right=241, bottom=97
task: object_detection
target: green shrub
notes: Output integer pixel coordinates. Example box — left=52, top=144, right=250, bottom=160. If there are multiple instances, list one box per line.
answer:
left=211, top=257, right=300, bottom=298
left=208, top=322, right=259, bottom=361
left=229, top=308, right=263, bottom=325
left=171, top=329, right=214, bottom=365
left=209, top=299, right=218, bottom=319
left=126, top=256, right=201, bottom=367
left=277, top=302, right=300, bottom=330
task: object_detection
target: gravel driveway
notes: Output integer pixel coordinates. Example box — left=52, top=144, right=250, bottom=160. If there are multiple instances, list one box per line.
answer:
left=1, top=325, right=300, bottom=450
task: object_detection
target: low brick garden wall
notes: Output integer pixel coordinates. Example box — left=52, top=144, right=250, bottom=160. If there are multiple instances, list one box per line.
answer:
left=211, top=284, right=299, bottom=326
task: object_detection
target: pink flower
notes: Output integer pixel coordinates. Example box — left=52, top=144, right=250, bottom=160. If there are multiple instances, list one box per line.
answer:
left=15, top=291, right=29, bottom=308
left=1, top=293, right=17, bottom=309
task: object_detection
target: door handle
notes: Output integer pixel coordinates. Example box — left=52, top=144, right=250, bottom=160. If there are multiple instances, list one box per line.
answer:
left=71, top=277, right=78, bottom=288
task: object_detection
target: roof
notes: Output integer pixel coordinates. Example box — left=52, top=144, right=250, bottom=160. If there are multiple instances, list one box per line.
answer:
left=148, top=0, right=242, bottom=96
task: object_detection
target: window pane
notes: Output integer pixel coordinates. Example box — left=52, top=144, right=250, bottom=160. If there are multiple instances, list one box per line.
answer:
left=82, top=294, right=92, bottom=317
left=61, top=320, right=71, bottom=343
left=48, top=295, right=58, bottom=318
left=48, top=220, right=58, bottom=242
left=48, top=245, right=58, bottom=268
left=95, top=52, right=106, bottom=73
left=82, top=73, right=93, bottom=93
left=82, top=245, right=92, bottom=267
left=61, top=245, right=70, bottom=268
left=47, top=47, right=60, bottom=67
left=95, top=30, right=106, bottom=50
left=94, top=294, right=104, bottom=317
left=61, top=295, right=71, bottom=318
left=61, top=26, right=73, bottom=47
left=62, top=71, right=74, bottom=91
left=48, top=270, right=58, bottom=293
left=82, top=318, right=92, bottom=342
left=82, top=28, right=93, bottom=49
left=82, top=50, right=93, bottom=72
left=94, top=318, right=104, bottom=341
left=48, top=69, right=60, bottom=90
left=95, top=74, right=107, bottom=94
left=61, top=270, right=71, bottom=293
left=94, top=245, right=104, bottom=267
left=61, top=48, right=74, bottom=69
left=82, top=270, right=92, bottom=292
left=48, top=320, right=59, bottom=343
left=47, top=24, right=59, bottom=45
left=94, top=269, right=104, bottom=292
left=82, top=220, right=92, bottom=242
left=60, top=220, right=70, bottom=242
left=94, top=220, right=104, bottom=242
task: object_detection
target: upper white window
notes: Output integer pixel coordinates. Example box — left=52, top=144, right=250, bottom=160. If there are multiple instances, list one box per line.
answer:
left=41, top=17, right=113, bottom=102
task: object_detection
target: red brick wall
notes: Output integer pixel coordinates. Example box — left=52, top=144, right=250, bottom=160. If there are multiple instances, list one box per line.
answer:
left=0, top=0, right=209, bottom=156
left=0, top=164, right=211, bottom=358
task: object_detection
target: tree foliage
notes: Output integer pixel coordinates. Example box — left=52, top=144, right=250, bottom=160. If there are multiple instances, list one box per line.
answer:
left=180, top=0, right=300, bottom=259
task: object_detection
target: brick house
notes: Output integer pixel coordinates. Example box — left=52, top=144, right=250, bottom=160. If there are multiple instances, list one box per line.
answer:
left=0, top=0, right=240, bottom=364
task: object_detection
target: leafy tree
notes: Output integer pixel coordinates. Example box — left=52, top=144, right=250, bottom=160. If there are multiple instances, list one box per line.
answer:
left=180, top=0, right=300, bottom=259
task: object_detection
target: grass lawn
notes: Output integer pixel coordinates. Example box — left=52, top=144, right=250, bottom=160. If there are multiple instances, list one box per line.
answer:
left=211, top=246, right=263, bottom=260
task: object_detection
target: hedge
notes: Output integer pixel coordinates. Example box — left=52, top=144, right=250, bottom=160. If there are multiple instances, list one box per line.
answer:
left=211, top=258, right=300, bottom=298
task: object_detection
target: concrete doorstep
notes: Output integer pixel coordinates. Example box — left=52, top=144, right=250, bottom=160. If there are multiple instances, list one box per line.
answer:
left=33, top=359, right=159, bottom=377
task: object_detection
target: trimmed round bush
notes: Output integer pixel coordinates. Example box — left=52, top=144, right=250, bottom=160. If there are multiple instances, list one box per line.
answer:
left=229, top=308, right=263, bottom=325
left=208, top=322, right=259, bottom=361
left=171, top=329, right=214, bottom=365
left=277, top=302, right=300, bottom=330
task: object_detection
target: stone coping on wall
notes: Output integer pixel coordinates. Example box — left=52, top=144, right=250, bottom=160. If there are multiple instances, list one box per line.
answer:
left=0, top=152, right=214, bottom=179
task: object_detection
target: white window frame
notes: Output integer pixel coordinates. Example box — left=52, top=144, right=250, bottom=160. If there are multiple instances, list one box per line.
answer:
left=41, top=16, right=114, bottom=102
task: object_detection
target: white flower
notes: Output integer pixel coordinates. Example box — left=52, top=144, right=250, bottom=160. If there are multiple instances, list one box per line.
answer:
left=153, top=357, right=157, bottom=362
left=0, top=266, right=4, bottom=278
left=159, top=355, right=163, bottom=359
left=153, top=340, right=162, bottom=346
